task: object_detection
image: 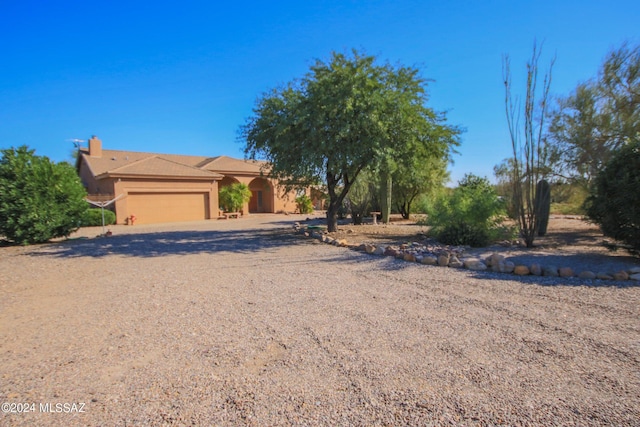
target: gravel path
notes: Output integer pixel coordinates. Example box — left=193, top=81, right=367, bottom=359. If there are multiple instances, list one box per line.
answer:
left=1, top=215, right=639, bottom=426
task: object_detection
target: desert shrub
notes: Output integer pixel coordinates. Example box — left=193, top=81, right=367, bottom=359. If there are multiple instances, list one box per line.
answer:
left=550, top=183, right=588, bottom=215
left=295, top=195, right=314, bottom=214
left=0, top=146, right=88, bottom=244
left=585, top=140, right=640, bottom=254
left=219, top=183, right=252, bottom=212
left=426, top=174, right=507, bottom=247
left=81, top=209, right=116, bottom=227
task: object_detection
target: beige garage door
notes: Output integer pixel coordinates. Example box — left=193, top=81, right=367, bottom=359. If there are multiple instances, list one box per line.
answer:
left=127, top=193, right=209, bottom=224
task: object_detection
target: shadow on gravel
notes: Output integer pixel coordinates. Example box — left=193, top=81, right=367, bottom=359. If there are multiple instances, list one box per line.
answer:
left=26, top=228, right=310, bottom=259
left=465, top=267, right=640, bottom=289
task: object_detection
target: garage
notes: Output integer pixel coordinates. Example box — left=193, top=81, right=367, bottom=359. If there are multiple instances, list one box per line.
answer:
left=127, top=192, right=209, bottom=224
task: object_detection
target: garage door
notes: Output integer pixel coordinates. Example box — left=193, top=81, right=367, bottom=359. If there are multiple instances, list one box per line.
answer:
left=127, top=193, right=209, bottom=224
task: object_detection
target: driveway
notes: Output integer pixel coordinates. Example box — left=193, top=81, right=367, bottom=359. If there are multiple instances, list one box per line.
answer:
left=1, top=214, right=638, bottom=425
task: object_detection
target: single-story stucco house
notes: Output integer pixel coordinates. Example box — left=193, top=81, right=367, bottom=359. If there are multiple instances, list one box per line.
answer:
left=76, top=136, right=298, bottom=225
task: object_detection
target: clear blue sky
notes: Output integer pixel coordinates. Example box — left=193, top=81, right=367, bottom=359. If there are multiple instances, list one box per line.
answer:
left=1, top=0, right=638, bottom=185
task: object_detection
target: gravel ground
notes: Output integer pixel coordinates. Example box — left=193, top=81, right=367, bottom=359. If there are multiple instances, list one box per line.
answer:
left=1, top=215, right=639, bottom=426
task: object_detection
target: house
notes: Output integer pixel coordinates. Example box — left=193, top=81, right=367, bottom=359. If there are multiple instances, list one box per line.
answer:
left=76, top=136, right=297, bottom=225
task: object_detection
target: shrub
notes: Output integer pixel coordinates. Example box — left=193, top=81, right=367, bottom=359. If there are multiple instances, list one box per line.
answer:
left=0, top=146, right=88, bottom=244
left=585, top=140, right=640, bottom=254
left=295, top=195, right=314, bottom=214
left=426, top=174, right=507, bottom=247
left=219, top=183, right=252, bottom=212
left=81, top=209, right=116, bottom=227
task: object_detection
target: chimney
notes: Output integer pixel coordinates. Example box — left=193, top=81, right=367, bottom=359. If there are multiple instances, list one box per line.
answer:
left=88, top=135, right=102, bottom=157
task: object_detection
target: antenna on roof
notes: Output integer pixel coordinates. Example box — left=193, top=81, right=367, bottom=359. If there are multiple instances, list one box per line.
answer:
left=66, top=138, right=85, bottom=149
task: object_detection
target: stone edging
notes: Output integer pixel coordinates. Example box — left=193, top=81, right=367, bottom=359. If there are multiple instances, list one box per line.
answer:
left=294, top=224, right=640, bottom=283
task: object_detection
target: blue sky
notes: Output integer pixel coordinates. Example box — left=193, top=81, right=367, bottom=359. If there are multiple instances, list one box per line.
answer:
left=1, top=1, right=638, bottom=185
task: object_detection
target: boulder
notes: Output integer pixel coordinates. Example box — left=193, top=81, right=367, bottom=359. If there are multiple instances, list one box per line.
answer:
left=596, top=272, right=613, bottom=280
left=613, top=270, right=629, bottom=281
left=503, top=261, right=515, bottom=273
left=364, top=244, right=376, bottom=254
left=384, top=247, right=399, bottom=257
left=530, top=263, right=542, bottom=276
left=403, top=253, right=417, bottom=263
left=578, top=271, right=596, bottom=280
left=463, top=259, right=487, bottom=271
left=356, top=243, right=367, bottom=252
left=558, top=267, right=574, bottom=278
left=449, top=256, right=464, bottom=268
left=486, top=253, right=505, bottom=267
left=630, top=273, right=640, bottom=281
left=437, top=254, right=450, bottom=267
left=373, top=247, right=386, bottom=256
left=421, top=256, right=438, bottom=266
left=542, top=265, right=559, bottom=277
left=627, top=266, right=640, bottom=274
left=514, top=265, right=530, bottom=276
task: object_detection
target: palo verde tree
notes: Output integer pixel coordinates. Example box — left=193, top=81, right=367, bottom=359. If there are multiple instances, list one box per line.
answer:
left=503, top=41, right=555, bottom=247
left=0, top=146, right=88, bottom=245
left=241, top=50, right=459, bottom=232
left=547, top=42, right=640, bottom=187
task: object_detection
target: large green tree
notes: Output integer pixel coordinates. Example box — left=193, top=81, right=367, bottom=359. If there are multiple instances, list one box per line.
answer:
left=547, top=42, right=639, bottom=186
left=0, top=146, right=88, bottom=244
left=241, top=50, right=460, bottom=232
left=392, top=148, right=450, bottom=219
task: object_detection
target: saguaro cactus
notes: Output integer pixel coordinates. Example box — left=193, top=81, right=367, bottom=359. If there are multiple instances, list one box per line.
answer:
left=534, top=179, right=551, bottom=236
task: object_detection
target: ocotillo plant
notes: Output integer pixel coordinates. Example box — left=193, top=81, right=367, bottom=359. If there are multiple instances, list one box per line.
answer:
left=534, top=179, right=551, bottom=236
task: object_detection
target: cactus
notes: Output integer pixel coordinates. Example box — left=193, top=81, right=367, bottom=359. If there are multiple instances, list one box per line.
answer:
left=534, top=179, right=551, bottom=236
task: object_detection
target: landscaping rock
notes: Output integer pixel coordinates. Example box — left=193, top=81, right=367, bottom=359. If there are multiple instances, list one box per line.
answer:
left=613, top=270, right=629, bottom=281
left=503, top=261, right=515, bottom=273
left=373, top=247, right=386, bottom=256
left=530, top=263, right=542, bottom=276
left=486, top=253, right=505, bottom=267
left=364, top=244, right=376, bottom=254
left=421, top=256, right=438, bottom=266
left=630, top=273, right=640, bottom=281
left=403, top=253, right=417, bottom=263
left=514, top=265, right=530, bottom=276
left=384, top=247, right=399, bottom=257
left=463, top=259, right=487, bottom=271
left=449, top=256, right=464, bottom=268
left=596, top=272, right=613, bottom=280
left=438, top=253, right=450, bottom=267
left=542, top=265, right=559, bottom=277
left=629, top=267, right=640, bottom=274
left=578, top=271, right=596, bottom=279
left=559, top=267, right=574, bottom=278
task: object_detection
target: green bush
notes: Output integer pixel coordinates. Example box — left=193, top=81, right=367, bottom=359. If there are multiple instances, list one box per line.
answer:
left=219, top=183, right=252, bottom=212
left=0, top=146, right=88, bottom=244
left=436, top=222, right=490, bottom=247
left=426, top=174, right=507, bottom=247
left=585, top=140, right=640, bottom=254
left=81, top=209, right=116, bottom=227
left=295, top=195, right=314, bottom=214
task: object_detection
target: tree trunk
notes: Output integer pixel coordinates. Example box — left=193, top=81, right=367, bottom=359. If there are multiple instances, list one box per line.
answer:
left=326, top=203, right=339, bottom=232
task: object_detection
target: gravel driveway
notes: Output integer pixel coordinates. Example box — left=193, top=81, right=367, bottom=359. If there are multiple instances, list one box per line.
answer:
left=1, top=215, right=639, bottom=426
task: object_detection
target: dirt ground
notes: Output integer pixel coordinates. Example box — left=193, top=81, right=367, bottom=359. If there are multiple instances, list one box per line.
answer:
left=0, top=214, right=639, bottom=426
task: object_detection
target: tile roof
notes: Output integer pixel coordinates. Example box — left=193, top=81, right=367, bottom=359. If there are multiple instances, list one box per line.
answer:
left=99, top=156, right=222, bottom=179
left=81, top=149, right=266, bottom=179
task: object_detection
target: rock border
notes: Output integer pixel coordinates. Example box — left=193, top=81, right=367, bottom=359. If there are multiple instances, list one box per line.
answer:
left=294, top=223, right=640, bottom=283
